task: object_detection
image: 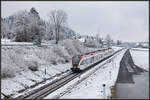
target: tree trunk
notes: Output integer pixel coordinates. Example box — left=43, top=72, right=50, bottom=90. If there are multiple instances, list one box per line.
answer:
left=57, top=26, right=59, bottom=43
left=55, top=27, right=58, bottom=44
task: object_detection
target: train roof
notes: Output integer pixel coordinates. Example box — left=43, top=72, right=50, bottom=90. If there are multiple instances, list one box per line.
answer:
left=73, top=48, right=112, bottom=58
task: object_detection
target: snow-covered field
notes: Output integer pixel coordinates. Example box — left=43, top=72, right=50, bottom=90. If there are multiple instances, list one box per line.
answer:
left=131, top=47, right=149, bottom=51
left=44, top=49, right=126, bottom=99
left=1, top=39, right=33, bottom=45
left=112, top=46, right=123, bottom=51
left=130, top=48, right=149, bottom=71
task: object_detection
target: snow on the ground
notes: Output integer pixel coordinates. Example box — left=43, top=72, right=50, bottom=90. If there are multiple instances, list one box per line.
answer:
left=12, top=70, right=71, bottom=98
left=1, top=39, right=55, bottom=46
left=1, top=39, right=33, bottom=45
left=44, top=49, right=126, bottom=99
left=130, top=49, right=149, bottom=71
left=112, top=46, right=123, bottom=52
left=1, top=63, right=71, bottom=98
left=131, top=47, right=149, bottom=51
left=1, top=39, right=98, bottom=98
left=1, top=38, right=123, bottom=98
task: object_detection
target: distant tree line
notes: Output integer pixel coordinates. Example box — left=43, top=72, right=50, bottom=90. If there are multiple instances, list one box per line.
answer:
left=84, top=34, right=114, bottom=48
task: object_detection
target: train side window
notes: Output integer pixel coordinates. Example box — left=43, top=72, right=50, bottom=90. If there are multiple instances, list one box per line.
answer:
left=90, top=57, right=93, bottom=63
left=84, top=60, right=86, bottom=64
left=86, top=59, right=88, bottom=64
left=94, top=56, right=97, bottom=61
left=91, top=57, right=94, bottom=63
left=95, top=56, right=97, bottom=60
left=99, top=55, right=101, bottom=59
left=100, top=55, right=102, bottom=58
left=84, top=59, right=87, bottom=64
left=87, top=58, right=90, bottom=64
left=91, top=57, right=93, bottom=63
left=96, top=55, right=98, bottom=60
left=80, top=60, right=84, bottom=65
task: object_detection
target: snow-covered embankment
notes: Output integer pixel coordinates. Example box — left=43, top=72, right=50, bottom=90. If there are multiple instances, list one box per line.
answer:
left=1, top=39, right=97, bottom=98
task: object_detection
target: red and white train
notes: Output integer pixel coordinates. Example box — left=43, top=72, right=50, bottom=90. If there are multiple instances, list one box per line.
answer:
left=71, top=48, right=114, bottom=72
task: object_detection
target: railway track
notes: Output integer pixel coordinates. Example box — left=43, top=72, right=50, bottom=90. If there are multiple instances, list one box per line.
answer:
left=17, top=48, right=125, bottom=99
left=25, top=73, right=79, bottom=99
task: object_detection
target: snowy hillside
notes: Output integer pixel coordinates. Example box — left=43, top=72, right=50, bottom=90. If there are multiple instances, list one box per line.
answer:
left=1, top=39, right=108, bottom=98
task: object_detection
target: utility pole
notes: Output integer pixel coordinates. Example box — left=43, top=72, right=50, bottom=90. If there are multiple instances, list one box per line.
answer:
left=103, top=84, right=106, bottom=99
left=109, top=71, right=111, bottom=80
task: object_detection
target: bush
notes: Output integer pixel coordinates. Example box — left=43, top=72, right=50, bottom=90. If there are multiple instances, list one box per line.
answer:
left=63, top=39, right=79, bottom=56
left=1, top=49, right=20, bottom=78
left=65, top=59, right=69, bottom=63
left=52, top=46, right=70, bottom=62
left=1, top=63, right=16, bottom=78
left=51, top=59, right=57, bottom=65
left=26, top=60, right=38, bottom=71
left=62, top=39, right=89, bottom=56
left=57, top=57, right=66, bottom=64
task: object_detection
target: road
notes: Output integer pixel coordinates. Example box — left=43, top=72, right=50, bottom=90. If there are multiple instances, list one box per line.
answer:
left=115, top=49, right=149, bottom=99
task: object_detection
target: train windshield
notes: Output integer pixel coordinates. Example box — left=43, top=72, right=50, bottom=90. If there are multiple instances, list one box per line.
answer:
left=72, top=55, right=81, bottom=65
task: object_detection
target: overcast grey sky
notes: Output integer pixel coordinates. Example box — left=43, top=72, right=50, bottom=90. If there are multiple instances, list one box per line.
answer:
left=2, top=1, right=149, bottom=42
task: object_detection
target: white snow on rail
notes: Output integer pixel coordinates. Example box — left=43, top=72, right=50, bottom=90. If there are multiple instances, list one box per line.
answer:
left=45, top=49, right=126, bottom=99
left=130, top=48, right=149, bottom=71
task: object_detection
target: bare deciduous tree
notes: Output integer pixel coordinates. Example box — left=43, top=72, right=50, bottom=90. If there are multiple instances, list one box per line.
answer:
left=48, top=9, right=68, bottom=44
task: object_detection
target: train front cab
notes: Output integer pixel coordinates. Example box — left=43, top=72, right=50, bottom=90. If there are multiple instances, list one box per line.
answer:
left=71, top=55, right=81, bottom=73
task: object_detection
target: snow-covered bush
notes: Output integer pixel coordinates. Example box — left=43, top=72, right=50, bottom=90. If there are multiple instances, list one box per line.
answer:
left=26, top=60, right=39, bottom=71
left=57, top=57, right=66, bottom=64
left=62, top=39, right=80, bottom=56
left=52, top=45, right=70, bottom=62
left=7, top=49, right=28, bottom=71
left=3, top=8, right=45, bottom=42
left=14, top=47, right=26, bottom=54
left=1, top=57, right=16, bottom=78
left=62, top=39, right=90, bottom=56
left=72, top=39, right=86, bottom=54
left=1, top=49, right=24, bottom=78
left=1, top=47, right=34, bottom=78
left=50, top=53, right=58, bottom=65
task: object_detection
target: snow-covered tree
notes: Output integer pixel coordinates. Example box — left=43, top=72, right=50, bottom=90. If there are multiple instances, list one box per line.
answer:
left=84, top=35, right=100, bottom=48
left=96, top=34, right=99, bottom=43
left=1, top=18, right=8, bottom=38
left=13, top=8, right=45, bottom=42
left=105, top=35, right=112, bottom=48
left=45, top=22, right=55, bottom=40
left=48, top=9, right=68, bottom=44
left=44, top=22, right=75, bottom=41
left=99, top=37, right=103, bottom=47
